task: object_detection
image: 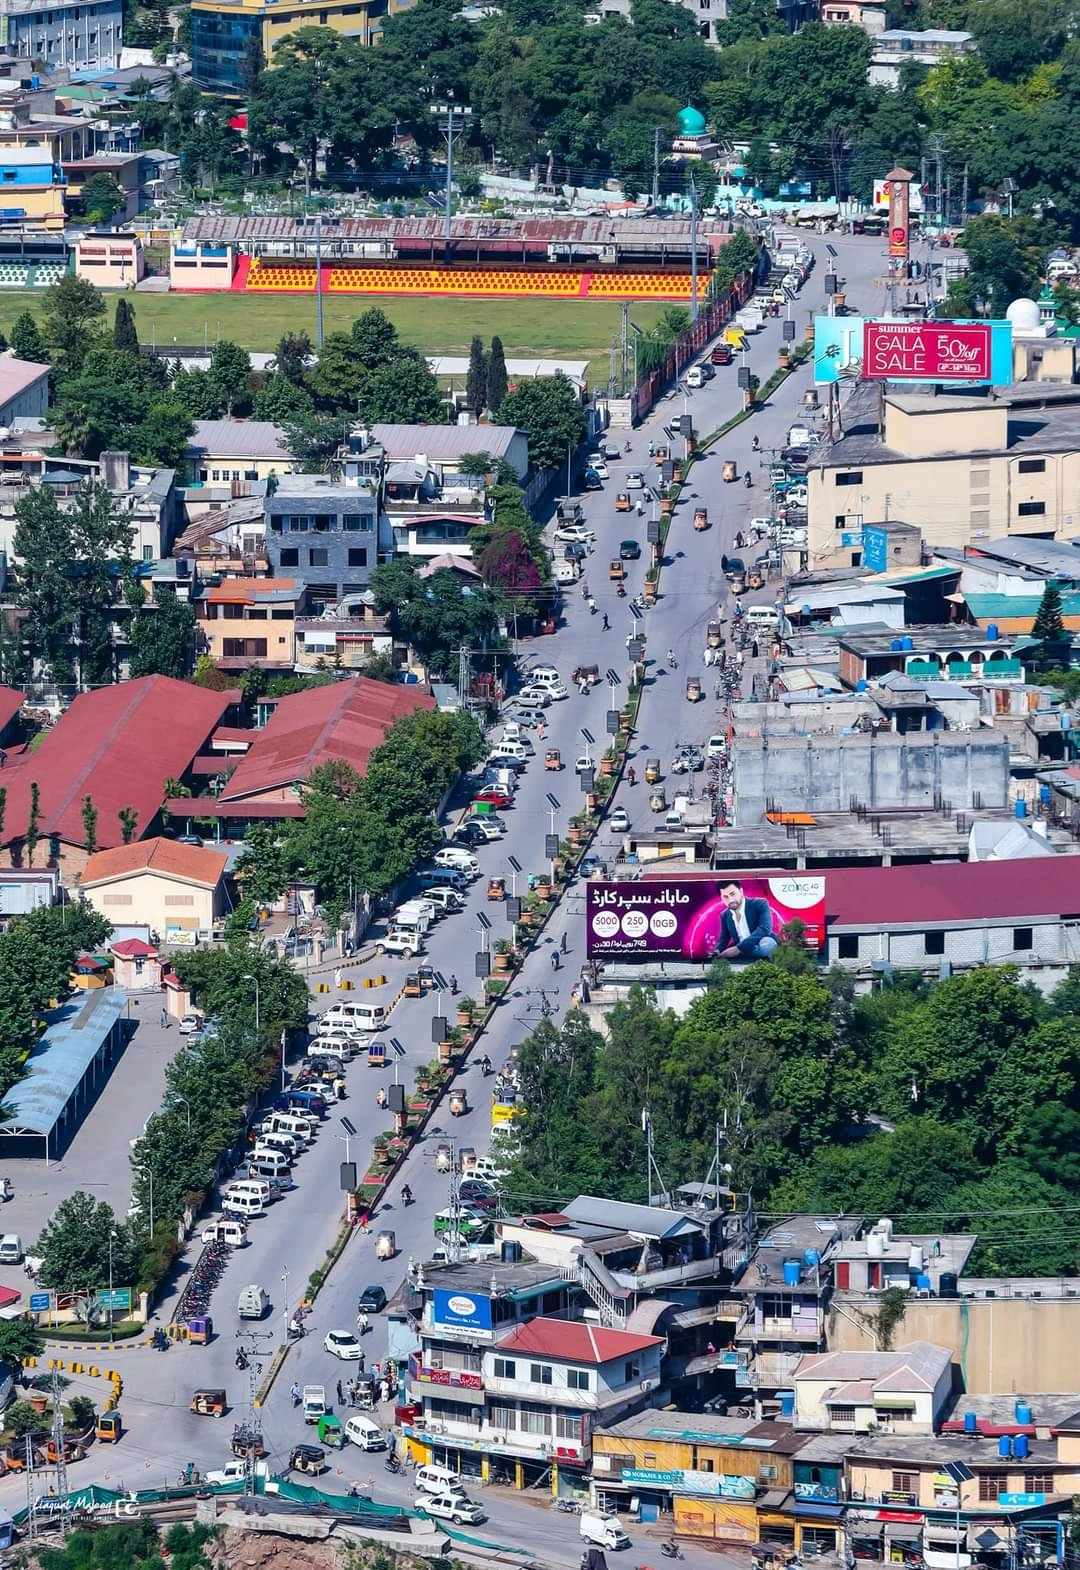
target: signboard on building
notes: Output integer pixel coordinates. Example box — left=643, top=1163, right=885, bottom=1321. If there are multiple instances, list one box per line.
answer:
left=29, top=1292, right=50, bottom=1312
left=585, top=876, right=826, bottom=960
left=873, top=179, right=925, bottom=214
left=621, top=1469, right=755, bottom=1499
left=999, top=1493, right=1046, bottom=1508
left=795, top=1481, right=840, bottom=1504
left=813, top=317, right=1012, bottom=387
left=410, top=1360, right=483, bottom=1392
left=431, top=1288, right=493, bottom=1338
left=95, top=1288, right=131, bottom=1310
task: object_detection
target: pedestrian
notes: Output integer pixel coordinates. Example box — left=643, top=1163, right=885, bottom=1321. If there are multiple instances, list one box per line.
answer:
left=379, top=1378, right=390, bottom=1404
left=560, top=931, right=568, bottom=954
left=358, top=1352, right=366, bottom=1375
left=335, top=967, right=342, bottom=988
left=358, top=1309, right=370, bottom=1335
left=290, top=1382, right=301, bottom=1407
left=752, top=639, right=759, bottom=659
left=347, top=1378, right=356, bottom=1405
left=578, top=678, right=589, bottom=695
left=372, top=1361, right=382, bottom=1383
left=601, top=613, right=609, bottom=630
left=360, top=1211, right=370, bottom=1234
left=337, top=1379, right=345, bottom=1406
left=551, top=949, right=560, bottom=971
left=160, top=1007, right=169, bottom=1029
left=538, top=722, right=545, bottom=741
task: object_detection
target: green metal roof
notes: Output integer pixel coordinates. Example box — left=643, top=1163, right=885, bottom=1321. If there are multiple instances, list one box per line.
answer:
left=965, top=591, right=1080, bottom=619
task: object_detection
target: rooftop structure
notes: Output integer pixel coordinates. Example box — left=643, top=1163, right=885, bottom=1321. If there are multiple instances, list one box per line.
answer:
left=81, top=836, right=228, bottom=889
left=0, top=988, right=127, bottom=1158
left=495, top=1317, right=664, bottom=1363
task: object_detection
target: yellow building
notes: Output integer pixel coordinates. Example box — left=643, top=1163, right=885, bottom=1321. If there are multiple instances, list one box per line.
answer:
left=190, top=0, right=412, bottom=93
left=81, top=837, right=229, bottom=942
left=808, top=381, right=1080, bottom=571
left=196, top=576, right=302, bottom=671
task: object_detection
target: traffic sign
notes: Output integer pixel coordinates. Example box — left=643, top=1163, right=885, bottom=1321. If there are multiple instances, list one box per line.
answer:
left=96, top=1289, right=131, bottom=1310
left=29, top=1292, right=49, bottom=1312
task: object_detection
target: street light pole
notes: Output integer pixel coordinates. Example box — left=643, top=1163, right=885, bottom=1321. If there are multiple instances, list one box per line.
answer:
left=174, top=1096, right=191, bottom=1133
left=107, top=1230, right=116, bottom=1348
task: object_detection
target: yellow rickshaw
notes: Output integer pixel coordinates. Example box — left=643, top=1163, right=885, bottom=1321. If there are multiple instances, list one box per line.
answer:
left=707, top=621, right=722, bottom=648
left=615, top=492, right=631, bottom=512
left=645, top=757, right=660, bottom=784
left=686, top=676, right=702, bottom=702
left=609, top=558, right=626, bottom=579
left=487, top=876, right=505, bottom=901
left=649, top=786, right=667, bottom=813
left=694, top=507, right=708, bottom=531
left=545, top=747, right=562, bottom=771
left=189, top=1388, right=227, bottom=1418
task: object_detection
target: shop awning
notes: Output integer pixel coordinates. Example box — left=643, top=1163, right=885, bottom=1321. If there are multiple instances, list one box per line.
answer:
left=793, top=1503, right=844, bottom=1518
left=885, top=1524, right=923, bottom=1542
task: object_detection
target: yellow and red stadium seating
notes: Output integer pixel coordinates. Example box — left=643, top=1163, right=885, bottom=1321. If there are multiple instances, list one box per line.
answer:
left=241, top=257, right=694, bottom=301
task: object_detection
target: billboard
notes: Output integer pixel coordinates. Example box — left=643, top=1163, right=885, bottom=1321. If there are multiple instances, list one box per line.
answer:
left=887, top=176, right=910, bottom=261
left=432, top=1288, right=493, bottom=1338
left=873, top=178, right=924, bottom=214
left=585, top=876, right=826, bottom=961
left=813, top=317, right=1012, bottom=387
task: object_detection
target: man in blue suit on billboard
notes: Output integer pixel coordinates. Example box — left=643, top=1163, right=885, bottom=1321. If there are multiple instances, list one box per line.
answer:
left=715, top=879, right=777, bottom=961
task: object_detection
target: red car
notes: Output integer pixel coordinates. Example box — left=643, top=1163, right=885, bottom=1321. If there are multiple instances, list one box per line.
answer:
left=472, top=787, right=513, bottom=809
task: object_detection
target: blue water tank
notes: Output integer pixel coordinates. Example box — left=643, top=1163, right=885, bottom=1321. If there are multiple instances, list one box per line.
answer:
left=1041, top=784, right=1053, bottom=802
left=804, top=1248, right=820, bottom=1267
left=780, top=1391, right=796, bottom=1419
left=1015, top=798, right=1028, bottom=819
left=783, top=1259, right=801, bottom=1286
left=964, top=1411, right=977, bottom=1435
left=916, top=1273, right=932, bottom=1292
left=1015, top=1401, right=1033, bottom=1425
left=1015, top=1432, right=1031, bottom=1458
left=987, top=623, right=999, bottom=641
left=998, top=1435, right=1013, bottom=1459
left=1062, top=713, right=1072, bottom=730
left=856, top=679, right=868, bottom=691
left=891, top=638, right=904, bottom=652
left=902, top=636, right=914, bottom=651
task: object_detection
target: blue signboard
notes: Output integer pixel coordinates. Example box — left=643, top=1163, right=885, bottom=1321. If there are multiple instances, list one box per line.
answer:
left=999, top=1494, right=1046, bottom=1508
left=29, top=1292, right=50, bottom=1312
left=432, top=1288, right=492, bottom=1336
left=863, top=525, right=888, bottom=573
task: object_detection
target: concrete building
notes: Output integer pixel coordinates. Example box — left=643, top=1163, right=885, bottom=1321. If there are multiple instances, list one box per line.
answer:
left=187, top=420, right=292, bottom=489
left=191, top=0, right=411, bottom=93
left=0, top=0, right=122, bottom=75
left=0, top=143, right=65, bottom=228
left=821, top=0, right=885, bottom=30
left=74, top=230, right=143, bottom=286
left=831, top=1223, right=977, bottom=1297
left=0, top=448, right=179, bottom=566
left=195, top=575, right=303, bottom=671
left=264, top=473, right=381, bottom=605
left=868, top=28, right=974, bottom=87
left=369, top=423, right=528, bottom=484
left=80, top=836, right=229, bottom=941
left=792, top=1344, right=953, bottom=1434
left=808, top=383, right=1080, bottom=569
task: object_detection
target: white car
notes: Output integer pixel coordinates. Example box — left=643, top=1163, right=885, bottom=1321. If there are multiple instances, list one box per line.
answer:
left=178, top=1013, right=202, bottom=1036
left=414, top=1492, right=487, bottom=1526
left=626, top=470, right=645, bottom=490
left=324, top=1329, right=365, bottom=1361
left=585, top=459, right=608, bottom=480
left=373, top=930, right=422, bottom=959
left=528, top=665, right=560, bottom=681
left=539, top=681, right=569, bottom=701
left=434, top=847, right=479, bottom=874
left=206, top=1459, right=269, bottom=1487
left=707, top=735, right=727, bottom=759
left=554, top=521, right=594, bottom=544
left=424, top=887, right=464, bottom=914
left=608, top=807, right=630, bottom=833
left=516, top=687, right=552, bottom=708
left=575, top=754, right=594, bottom=774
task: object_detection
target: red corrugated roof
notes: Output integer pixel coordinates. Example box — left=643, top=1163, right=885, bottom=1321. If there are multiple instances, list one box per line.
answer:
left=111, top=938, right=158, bottom=957
left=165, top=797, right=305, bottom=818
left=220, top=678, right=436, bottom=801
left=497, top=1317, right=663, bottom=1364
left=827, top=856, right=1080, bottom=928
left=0, top=685, right=25, bottom=734
left=0, top=676, right=230, bottom=851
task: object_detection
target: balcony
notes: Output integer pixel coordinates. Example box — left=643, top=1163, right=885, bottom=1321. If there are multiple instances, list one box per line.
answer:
left=742, top=1351, right=803, bottom=1387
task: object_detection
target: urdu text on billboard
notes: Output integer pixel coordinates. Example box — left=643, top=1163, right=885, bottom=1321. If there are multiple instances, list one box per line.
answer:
left=585, top=876, right=826, bottom=961
left=813, top=316, right=1012, bottom=387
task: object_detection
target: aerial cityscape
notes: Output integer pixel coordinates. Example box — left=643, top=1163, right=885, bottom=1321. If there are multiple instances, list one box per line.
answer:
left=0, top=5, right=1073, bottom=1570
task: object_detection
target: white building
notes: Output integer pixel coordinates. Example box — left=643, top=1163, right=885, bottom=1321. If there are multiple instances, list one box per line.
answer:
left=793, top=1343, right=953, bottom=1433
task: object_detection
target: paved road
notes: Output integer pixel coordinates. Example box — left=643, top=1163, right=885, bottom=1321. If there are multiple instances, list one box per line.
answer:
left=0, top=231, right=888, bottom=1539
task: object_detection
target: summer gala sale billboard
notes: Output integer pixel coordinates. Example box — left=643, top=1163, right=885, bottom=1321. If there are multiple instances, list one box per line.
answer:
left=813, top=316, right=1012, bottom=387
left=585, top=876, right=826, bottom=961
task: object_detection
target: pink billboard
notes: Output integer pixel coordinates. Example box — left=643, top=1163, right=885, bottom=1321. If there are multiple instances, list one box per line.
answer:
left=863, top=320, right=992, bottom=381
left=585, top=875, right=826, bottom=961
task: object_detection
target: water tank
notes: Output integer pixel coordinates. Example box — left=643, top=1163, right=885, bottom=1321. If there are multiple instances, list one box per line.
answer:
left=916, top=1273, right=932, bottom=1293
left=867, top=1231, right=885, bottom=1258
left=856, top=679, right=868, bottom=692
left=902, top=636, right=914, bottom=651
left=804, top=1248, right=821, bottom=1267
left=1015, top=1400, right=1033, bottom=1425
left=501, top=1240, right=522, bottom=1264
left=878, top=1217, right=894, bottom=1241
left=908, top=1244, right=925, bottom=1272
left=987, top=623, right=999, bottom=641
left=998, top=1435, right=1013, bottom=1459
left=1041, top=784, right=1053, bottom=801
left=940, top=1271, right=959, bottom=1298
left=1015, top=798, right=1028, bottom=819
left=783, top=1259, right=801, bottom=1286
left=964, top=1411, right=977, bottom=1435
left=1014, top=1432, right=1031, bottom=1459
left=1061, top=714, right=1072, bottom=731
left=890, top=638, right=904, bottom=652
left=779, top=1391, right=796, bottom=1418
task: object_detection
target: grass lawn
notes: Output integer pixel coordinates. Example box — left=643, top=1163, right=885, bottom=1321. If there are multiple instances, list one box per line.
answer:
left=0, top=290, right=671, bottom=384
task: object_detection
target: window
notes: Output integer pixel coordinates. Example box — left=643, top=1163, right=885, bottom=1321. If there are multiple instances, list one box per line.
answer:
left=519, top=1404, right=552, bottom=1435
left=247, top=608, right=267, bottom=620
left=837, top=934, right=859, bottom=960
left=555, top=1411, right=582, bottom=1439
left=272, top=608, right=292, bottom=621
left=1013, top=927, right=1033, bottom=951
left=529, top=1363, right=553, bottom=1386
left=1018, top=458, right=1046, bottom=474
left=308, top=548, right=329, bottom=567
left=1018, top=501, right=1046, bottom=516
left=163, top=894, right=195, bottom=907
left=489, top=1400, right=517, bottom=1429
left=222, top=603, right=244, bottom=619
left=762, top=1295, right=793, bottom=1320
left=924, top=931, right=946, bottom=956
left=892, top=1472, right=916, bottom=1494
left=979, top=1473, right=1006, bottom=1502
left=624, top=1360, right=640, bottom=1383
left=889, top=1407, right=915, bottom=1422
left=1028, top=1474, right=1053, bottom=1494
left=348, top=548, right=368, bottom=567
left=280, top=548, right=299, bottom=567
left=493, top=1358, right=516, bottom=1379
left=567, top=1369, right=590, bottom=1391
left=830, top=1405, right=856, bottom=1424
left=142, top=544, right=153, bottom=561
left=835, top=471, right=863, bottom=486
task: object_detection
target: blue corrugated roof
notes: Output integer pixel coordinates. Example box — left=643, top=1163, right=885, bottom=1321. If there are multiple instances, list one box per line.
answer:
left=4, top=990, right=125, bottom=1139
left=966, top=591, right=1080, bottom=618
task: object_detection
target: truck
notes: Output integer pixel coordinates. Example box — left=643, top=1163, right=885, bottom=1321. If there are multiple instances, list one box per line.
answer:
left=206, top=1458, right=269, bottom=1488
left=302, top=1385, right=327, bottom=1424
left=580, top=1512, right=632, bottom=1550
left=393, top=901, right=434, bottom=937
left=373, top=929, right=424, bottom=959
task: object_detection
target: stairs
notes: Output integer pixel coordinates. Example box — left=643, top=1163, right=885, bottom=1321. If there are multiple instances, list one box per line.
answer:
left=562, top=1247, right=633, bottom=1327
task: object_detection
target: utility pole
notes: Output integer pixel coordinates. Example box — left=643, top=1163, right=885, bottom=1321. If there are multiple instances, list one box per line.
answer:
left=447, top=1135, right=461, bottom=1262
left=49, top=1365, right=69, bottom=1503
left=314, top=215, right=324, bottom=352
left=961, top=162, right=969, bottom=227
left=651, top=127, right=661, bottom=209
left=620, top=301, right=629, bottom=397
left=689, top=168, right=699, bottom=323
left=235, top=1331, right=274, bottom=1495
left=931, top=134, right=945, bottom=232
left=430, top=98, right=472, bottom=262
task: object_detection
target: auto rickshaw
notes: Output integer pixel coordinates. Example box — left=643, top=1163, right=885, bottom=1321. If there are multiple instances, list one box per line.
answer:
left=367, top=1038, right=386, bottom=1068
left=42, top=1437, right=84, bottom=1465
left=654, top=444, right=669, bottom=465
left=609, top=558, right=626, bottom=579
left=573, top=664, right=599, bottom=688
left=545, top=747, right=562, bottom=771
left=722, top=460, right=738, bottom=482
left=317, top=1412, right=343, bottom=1449
left=707, top=621, right=722, bottom=648
left=615, top=492, right=630, bottom=512
left=694, top=507, right=708, bottom=531
left=403, top=972, right=423, bottom=998
left=487, top=876, right=505, bottom=901
left=232, top=1425, right=266, bottom=1458
left=290, top=1444, right=327, bottom=1476
left=418, top=964, right=435, bottom=991
left=190, top=1388, right=227, bottom=1418
left=748, top=567, right=764, bottom=590
left=650, top=786, right=667, bottom=813
left=449, top=1088, right=467, bottom=1117
left=96, top=1412, right=122, bottom=1444
left=376, top=1228, right=397, bottom=1260
left=686, top=676, right=702, bottom=702
left=436, top=1142, right=453, bottom=1172
left=645, top=757, right=660, bottom=784
left=187, top=1315, right=213, bottom=1344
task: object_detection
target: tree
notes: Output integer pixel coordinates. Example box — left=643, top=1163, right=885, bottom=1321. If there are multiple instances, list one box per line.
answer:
left=234, top=823, right=288, bottom=909
left=128, top=587, right=195, bottom=679
left=1033, top=581, right=1066, bottom=646
left=41, top=273, right=106, bottom=378
left=487, top=336, right=508, bottom=414
left=113, top=297, right=139, bottom=353
left=134, top=401, right=195, bottom=469
left=361, top=352, right=445, bottom=426
left=253, top=374, right=314, bottom=422
left=949, top=1164, right=1078, bottom=1275
left=24, top=781, right=39, bottom=868
left=498, top=374, right=586, bottom=471
left=80, top=171, right=124, bottom=226
left=946, top=215, right=1041, bottom=317
left=369, top=559, right=504, bottom=675
left=0, top=1317, right=42, bottom=1366
left=207, top=339, right=252, bottom=416
left=466, top=335, right=487, bottom=419
left=10, top=309, right=45, bottom=363
left=272, top=330, right=313, bottom=385
left=350, top=307, right=401, bottom=369
left=281, top=411, right=343, bottom=472
left=81, top=795, right=98, bottom=855
left=36, top=1192, right=136, bottom=1292
left=119, top=806, right=138, bottom=844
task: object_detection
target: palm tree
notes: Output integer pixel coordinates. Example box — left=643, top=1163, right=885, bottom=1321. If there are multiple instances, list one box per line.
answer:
left=53, top=404, right=91, bottom=458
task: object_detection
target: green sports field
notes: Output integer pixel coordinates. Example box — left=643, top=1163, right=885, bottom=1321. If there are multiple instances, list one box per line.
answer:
left=0, top=290, right=671, bottom=383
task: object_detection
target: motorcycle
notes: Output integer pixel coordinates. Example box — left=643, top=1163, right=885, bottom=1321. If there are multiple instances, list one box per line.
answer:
left=385, top=1453, right=403, bottom=1474
left=744, top=471, right=753, bottom=488
left=616, top=582, right=626, bottom=597
left=660, top=1544, right=684, bottom=1561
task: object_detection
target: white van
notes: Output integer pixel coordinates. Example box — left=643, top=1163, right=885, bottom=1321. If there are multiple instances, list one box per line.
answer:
left=745, top=605, right=781, bottom=631
left=222, top=1189, right=265, bottom=1221
left=202, top=1218, right=249, bottom=1246
left=580, top=1512, right=631, bottom=1550
left=554, top=559, right=579, bottom=585
left=417, top=868, right=468, bottom=895
left=0, top=1235, right=23, bottom=1264
left=527, top=669, right=563, bottom=690
left=321, top=1001, right=387, bottom=1034
left=685, top=365, right=704, bottom=389
left=264, top=1113, right=314, bottom=1146
left=227, top=1178, right=273, bottom=1206
left=238, top=1284, right=270, bottom=1319
left=248, top=1150, right=290, bottom=1178
left=345, top=1414, right=387, bottom=1451
left=416, top=1463, right=462, bottom=1495
left=488, top=740, right=528, bottom=763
